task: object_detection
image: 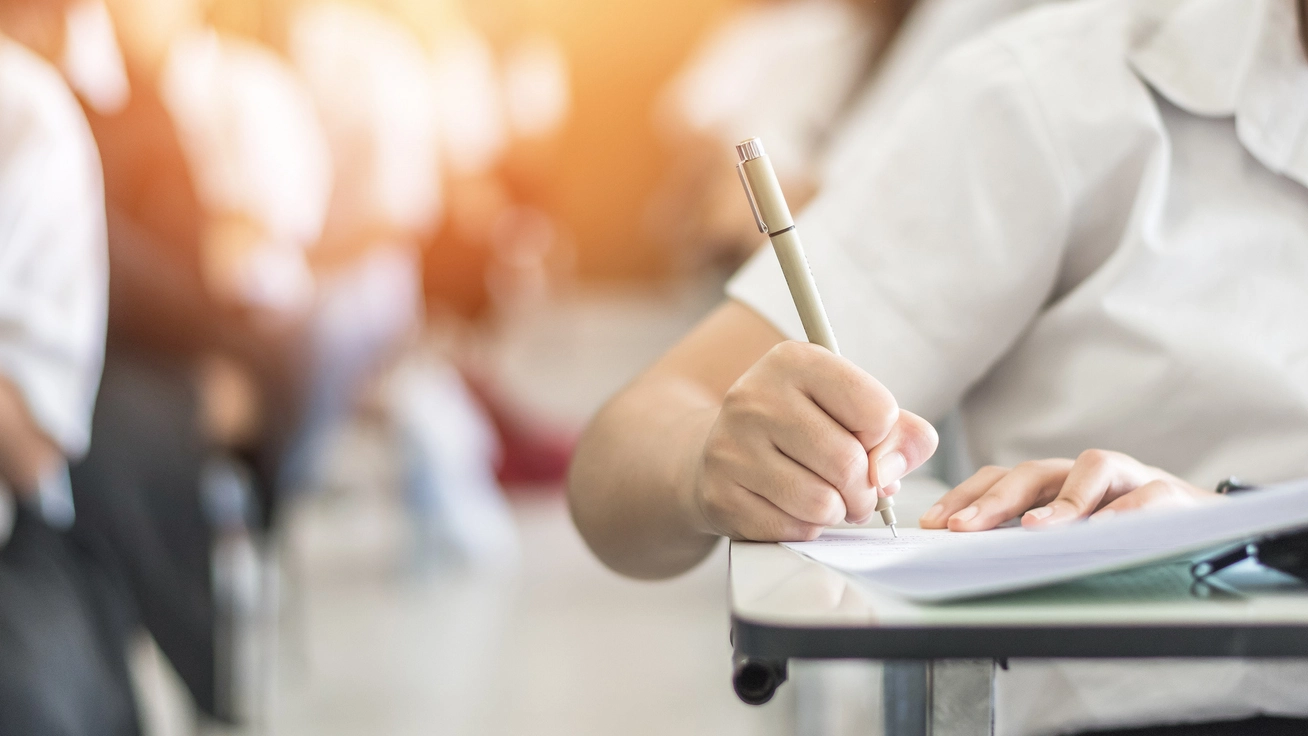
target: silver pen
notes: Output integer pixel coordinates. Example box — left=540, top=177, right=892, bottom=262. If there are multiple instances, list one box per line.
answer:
left=736, top=137, right=898, bottom=537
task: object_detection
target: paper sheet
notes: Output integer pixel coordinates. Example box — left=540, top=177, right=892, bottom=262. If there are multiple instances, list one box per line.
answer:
left=781, top=481, right=1308, bottom=602
left=783, top=527, right=1022, bottom=571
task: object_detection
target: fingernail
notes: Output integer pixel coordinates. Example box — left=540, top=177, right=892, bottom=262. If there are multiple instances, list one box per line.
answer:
left=1090, top=509, right=1116, bottom=522
left=952, top=506, right=979, bottom=522
left=1024, top=506, right=1054, bottom=521
left=876, top=452, right=907, bottom=487
left=879, top=480, right=902, bottom=498
left=922, top=503, right=944, bottom=522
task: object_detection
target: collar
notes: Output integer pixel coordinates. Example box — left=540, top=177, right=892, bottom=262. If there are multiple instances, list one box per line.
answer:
left=1130, top=0, right=1308, bottom=188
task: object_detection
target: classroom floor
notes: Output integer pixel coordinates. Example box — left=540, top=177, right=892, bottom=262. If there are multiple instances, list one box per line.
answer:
left=267, top=470, right=792, bottom=736
left=138, top=280, right=894, bottom=736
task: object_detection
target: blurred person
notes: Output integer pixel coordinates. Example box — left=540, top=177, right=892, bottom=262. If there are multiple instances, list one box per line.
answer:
left=652, top=0, right=914, bottom=271
left=0, top=28, right=133, bottom=736
left=411, top=5, right=578, bottom=490
left=282, top=0, right=437, bottom=493
left=412, top=0, right=572, bottom=325
left=120, top=0, right=333, bottom=521
left=92, top=0, right=327, bottom=515
left=571, top=0, right=1308, bottom=732
left=1, top=0, right=321, bottom=720
left=287, top=0, right=517, bottom=566
left=420, top=13, right=513, bottom=322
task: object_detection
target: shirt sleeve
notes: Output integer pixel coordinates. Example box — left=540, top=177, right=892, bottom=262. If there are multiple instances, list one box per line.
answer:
left=0, top=44, right=108, bottom=458
left=727, top=35, right=1071, bottom=422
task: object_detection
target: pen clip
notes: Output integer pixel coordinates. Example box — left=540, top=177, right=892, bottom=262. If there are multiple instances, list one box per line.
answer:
left=737, top=162, right=769, bottom=234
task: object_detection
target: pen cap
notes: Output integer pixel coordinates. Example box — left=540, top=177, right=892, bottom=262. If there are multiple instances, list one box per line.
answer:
left=736, top=138, right=795, bottom=235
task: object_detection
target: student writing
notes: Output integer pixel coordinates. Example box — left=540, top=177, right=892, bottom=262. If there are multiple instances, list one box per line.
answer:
left=569, top=0, right=1308, bottom=731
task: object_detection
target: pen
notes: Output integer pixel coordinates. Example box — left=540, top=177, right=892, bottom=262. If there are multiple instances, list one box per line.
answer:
left=735, top=137, right=898, bottom=538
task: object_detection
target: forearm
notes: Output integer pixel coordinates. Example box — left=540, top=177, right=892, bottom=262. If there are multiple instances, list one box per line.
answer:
left=0, top=378, right=61, bottom=495
left=568, top=374, right=722, bottom=580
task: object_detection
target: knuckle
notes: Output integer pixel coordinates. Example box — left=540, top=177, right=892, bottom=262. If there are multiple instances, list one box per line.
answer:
left=1013, top=460, right=1044, bottom=475
left=842, top=488, right=875, bottom=517
left=700, top=433, right=739, bottom=473
left=698, top=484, right=731, bottom=522
left=1143, top=479, right=1178, bottom=499
left=771, top=340, right=815, bottom=367
left=807, top=489, right=843, bottom=523
left=872, top=402, right=900, bottom=432
left=720, top=389, right=773, bottom=427
left=830, top=444, right=868, bottom=491
left=1076, top=448, right=1111, bottom=468
left=980, top=465, right=1010, bottom=477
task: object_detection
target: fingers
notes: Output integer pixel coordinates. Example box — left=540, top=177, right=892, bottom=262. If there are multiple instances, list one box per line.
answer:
left=699, top=480, right=826, bottom=542
left=1090, top=478, right=1222, bottom=520
left=919, top=465, right=1009, bottom=528
left=916, top=448, right=1212, bottom=536
left=766, top=392, right=875, bottom=517
left=736, top=447, right=849, bottom=526
left=949, top=459, right=1073, bottom=531
left=772, top=342, right=900, bottom=451
left=702, top=341, right=926, bottom=541
left=1022, top=449, right=1149, bottom=528
left=869, top=410, right=939, bottom=494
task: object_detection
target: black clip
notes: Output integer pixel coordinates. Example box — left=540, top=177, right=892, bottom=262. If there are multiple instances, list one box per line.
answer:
left=1191, top=542, right=1259, bottom=580
left=1190, top=533, right=1308, bottom=585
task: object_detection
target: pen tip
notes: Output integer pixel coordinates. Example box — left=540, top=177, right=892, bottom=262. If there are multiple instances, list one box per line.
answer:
left=890, top=524, right=898, bottom=539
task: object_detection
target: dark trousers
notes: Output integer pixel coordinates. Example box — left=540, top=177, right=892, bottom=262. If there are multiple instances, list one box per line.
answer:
left=69, top=349, right=221, bottom=718
left=0, top=507, right=139, bottom=736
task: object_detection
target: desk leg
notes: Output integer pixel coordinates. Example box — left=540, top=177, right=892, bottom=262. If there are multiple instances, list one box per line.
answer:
left=883, top=660, right=995, bottom=736
left=928, top=660, right=994, bottom=736
left=883, top=661, right=928, bottom=736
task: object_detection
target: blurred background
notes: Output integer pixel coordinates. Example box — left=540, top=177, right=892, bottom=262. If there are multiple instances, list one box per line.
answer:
left=0, top=0, right=921, bottom=732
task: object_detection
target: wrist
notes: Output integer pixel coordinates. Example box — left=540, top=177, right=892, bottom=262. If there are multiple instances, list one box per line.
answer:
left=672, top=406, right=722, bottom=539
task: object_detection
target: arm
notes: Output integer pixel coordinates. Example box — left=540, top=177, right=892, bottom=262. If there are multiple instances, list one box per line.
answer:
left=573, top=32, right=1102, bottom=578
left=0, top=377, right=61, bottom=495
left=0, top=43, right=108, bottom=479
left=568, top=300, right=938, bottom=579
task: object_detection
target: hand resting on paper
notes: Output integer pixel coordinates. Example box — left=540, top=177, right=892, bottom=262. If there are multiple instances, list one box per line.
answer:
left=919, top=449, right=1220, bottom=532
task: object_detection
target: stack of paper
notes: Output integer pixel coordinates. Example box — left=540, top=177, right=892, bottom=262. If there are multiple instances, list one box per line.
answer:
left=783, top=481, right=1308, bottom=602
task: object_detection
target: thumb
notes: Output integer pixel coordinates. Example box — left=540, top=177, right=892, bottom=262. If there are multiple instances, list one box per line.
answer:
left=868, top=410, right=938, bottom=495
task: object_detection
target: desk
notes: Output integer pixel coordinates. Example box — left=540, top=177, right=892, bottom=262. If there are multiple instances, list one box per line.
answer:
left=729, top=539, right=1308, bottom=735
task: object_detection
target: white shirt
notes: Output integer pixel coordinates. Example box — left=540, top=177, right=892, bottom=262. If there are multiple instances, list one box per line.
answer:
left=162, top=30, right=332, bottom=311
left=663, top=0, right=879, bottom=181
left=290, top=2, right=442, bottom=237
left=0, top=39, right=108, bottom=539
left=823, top=0, right=1063, bottom=177
left=59, top=0, right=130, bottom=117
left=728, top=0, right=1308, bottom=731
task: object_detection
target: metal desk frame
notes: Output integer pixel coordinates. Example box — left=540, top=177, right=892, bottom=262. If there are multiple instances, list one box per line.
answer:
left=728, top=540, right=1308, bottom=736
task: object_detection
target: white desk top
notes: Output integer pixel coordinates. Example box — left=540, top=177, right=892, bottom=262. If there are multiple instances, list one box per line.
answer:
left=728, top=480, right=1308, bottom=660
left=730, top=540, right=1308, bottom=629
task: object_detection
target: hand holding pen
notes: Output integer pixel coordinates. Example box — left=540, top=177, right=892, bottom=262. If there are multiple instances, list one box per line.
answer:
left=699, top=137, right=939, bottom=537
